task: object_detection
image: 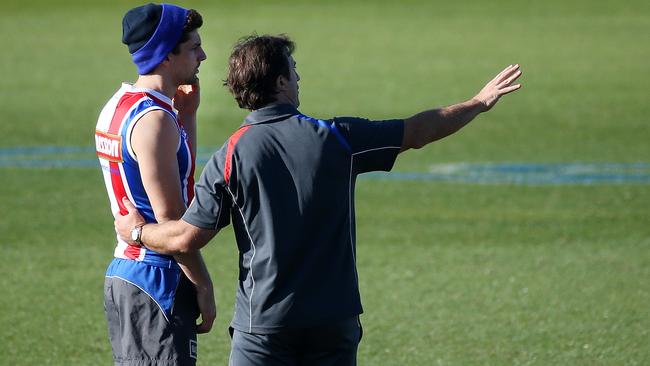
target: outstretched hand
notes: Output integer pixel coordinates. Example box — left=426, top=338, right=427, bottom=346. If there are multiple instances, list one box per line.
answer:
left=473, top=64, right=522, bottom=111
left=173, top=80, right=201, bottom=116
left=115, top=197, right=146, bottom=245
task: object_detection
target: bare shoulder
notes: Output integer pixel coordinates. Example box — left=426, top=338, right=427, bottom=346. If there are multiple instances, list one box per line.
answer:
left=131, top=109, right=179, bottom=156
left=135, top=109, right=177, bottom=132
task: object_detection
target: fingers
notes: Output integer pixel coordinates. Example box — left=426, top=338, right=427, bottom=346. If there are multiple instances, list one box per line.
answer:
left=500, top=84, right=522, bottom=95
left=177, top=84, right=193, bottom=95
left=499, top=69, right=522, bottom=87
left=176, top=84, right=196, bottom=98
left=493, top=64, right=522, bottom=96
left=196, top=305, right=216, bottom=334
left=121, top=196, right=138, bottom=215
left=496, top=64, right=520, bottom=84
left=196, top=314, right=215, bottom=334
left=177, top=80, right=200, bottom=96
left=195, top=286, right=216, bottom=334
left=491, top=64, right=517, bottom=83
left=496, top=64, right=515, bottom=77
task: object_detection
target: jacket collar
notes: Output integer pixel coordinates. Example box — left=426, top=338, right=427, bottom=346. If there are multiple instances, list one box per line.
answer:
left=243, top=104, right=299, bottom=126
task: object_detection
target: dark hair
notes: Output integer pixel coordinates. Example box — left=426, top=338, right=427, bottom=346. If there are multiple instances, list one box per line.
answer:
left=171, top=9, right=203, bottom=54
left=225, top=34, right=296, bottom=110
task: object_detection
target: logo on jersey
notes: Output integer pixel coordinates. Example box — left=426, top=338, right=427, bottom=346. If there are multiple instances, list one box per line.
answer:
left=95, top=130, right=123, bottom=162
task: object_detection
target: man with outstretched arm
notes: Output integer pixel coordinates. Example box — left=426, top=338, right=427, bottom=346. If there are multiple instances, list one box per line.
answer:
left=114, top=34, right=522, bottom=365
left=95, top=4, right=215, bottom=365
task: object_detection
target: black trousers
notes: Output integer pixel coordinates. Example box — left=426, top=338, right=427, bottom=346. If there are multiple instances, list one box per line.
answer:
left=229, top=317, right=363, bottom=366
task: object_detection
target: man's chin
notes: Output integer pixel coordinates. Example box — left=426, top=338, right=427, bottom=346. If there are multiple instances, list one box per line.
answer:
left=184, top=75, right=199, bottom=85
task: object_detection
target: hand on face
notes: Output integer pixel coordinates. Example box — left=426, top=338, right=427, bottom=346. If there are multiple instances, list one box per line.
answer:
left=173, top=80, right=201, bottom=116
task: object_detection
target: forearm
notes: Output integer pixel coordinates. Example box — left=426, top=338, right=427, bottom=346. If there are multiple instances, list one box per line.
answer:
left=174, top=250, right=213, bottom=289
left=401, top=64, right=522, bottom=152
left=137, top=217, right=215, bottom=255
left=140, top=219, right=192, bottom=255
left=402, top=98, right=485, bottom=150
left=178, top=112, right=197, bottom=152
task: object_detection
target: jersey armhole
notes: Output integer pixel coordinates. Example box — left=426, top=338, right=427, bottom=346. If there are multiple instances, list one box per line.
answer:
left=125, top=107, right=180, bottom=162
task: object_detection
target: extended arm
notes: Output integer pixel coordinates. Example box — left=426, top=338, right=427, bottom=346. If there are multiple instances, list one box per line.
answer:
left=401, top=64, right=522, bottom=152
left=128, top=83, right=217, bottom=254
left=116, top=198, right=217, bottom=255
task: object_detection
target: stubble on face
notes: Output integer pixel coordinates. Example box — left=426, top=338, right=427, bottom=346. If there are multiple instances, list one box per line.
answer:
left=287, top=55, right=300, bottom=107
left=176, top=31, right=205, bottom=85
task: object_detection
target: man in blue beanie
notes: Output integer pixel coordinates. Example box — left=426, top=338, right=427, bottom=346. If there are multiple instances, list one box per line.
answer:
left=94, top=3, right=214, bottom=365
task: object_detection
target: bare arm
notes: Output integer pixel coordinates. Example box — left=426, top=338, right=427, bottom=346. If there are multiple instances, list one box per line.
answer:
left=129, top=108, right=217, bottom=254
left=130, top=103, right=216, bottom=333
left=170, top=248, right=215, bottom=333
left=401, top=64, right=522, bottom=152
left=131, top=110, right=187, bottom=219
left=116, top=199, right=217, bottom=255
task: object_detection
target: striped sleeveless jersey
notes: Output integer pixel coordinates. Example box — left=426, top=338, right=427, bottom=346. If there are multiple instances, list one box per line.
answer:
left=95, top=83, right=195, bottom=266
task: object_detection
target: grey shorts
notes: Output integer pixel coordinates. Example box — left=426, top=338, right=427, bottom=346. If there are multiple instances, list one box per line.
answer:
left=228, top=316, right=363, bottom=366
left=104, top=273, right=199, bottom=366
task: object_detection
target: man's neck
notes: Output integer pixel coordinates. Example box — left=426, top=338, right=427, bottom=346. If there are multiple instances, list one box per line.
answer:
left=134, top=74, right=177, bottom=99
left=270, top=94, right=297, bottom=109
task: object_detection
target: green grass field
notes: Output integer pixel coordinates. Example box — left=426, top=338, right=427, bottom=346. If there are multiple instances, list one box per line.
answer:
left=1, top=0, right=649, bottom=365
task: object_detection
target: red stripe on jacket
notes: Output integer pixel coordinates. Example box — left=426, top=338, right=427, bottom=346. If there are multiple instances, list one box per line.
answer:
left=224, top=126, right=252, bottom=184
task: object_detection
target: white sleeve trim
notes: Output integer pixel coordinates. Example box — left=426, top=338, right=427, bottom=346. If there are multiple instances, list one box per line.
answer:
left=126, top=106, right=180, bottom=162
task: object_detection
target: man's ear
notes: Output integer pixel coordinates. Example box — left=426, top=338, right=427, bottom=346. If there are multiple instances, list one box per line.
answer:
left=159, top=56, right=172, bottom=69
left=276, top=74, right=288, bottom=92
